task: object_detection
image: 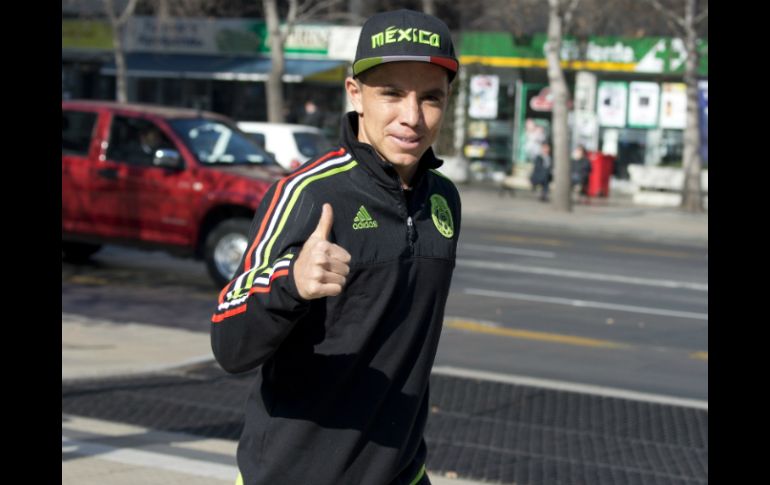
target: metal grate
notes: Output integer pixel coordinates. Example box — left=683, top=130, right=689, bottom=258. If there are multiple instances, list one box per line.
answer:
left=62, top=364, right=707, bottom=485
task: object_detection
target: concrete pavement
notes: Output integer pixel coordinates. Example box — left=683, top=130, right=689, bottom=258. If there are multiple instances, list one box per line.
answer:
left=457, top=184, right=707, bottom=249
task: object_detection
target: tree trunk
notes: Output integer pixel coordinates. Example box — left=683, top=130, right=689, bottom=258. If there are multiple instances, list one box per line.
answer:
left=422, top=0, right=436, bottom=16
left=546, top=0, right=572, bottom=212
left=264, top=0, right=286, bottom=123
left=112, top=25, right=128, bottom=103
left=680, top=0, right=703, bottom=212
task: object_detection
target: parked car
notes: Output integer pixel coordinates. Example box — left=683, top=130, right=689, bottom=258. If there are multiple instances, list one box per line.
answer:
left=62, top=100, right=287, bottom=287
left=237, top=122, right=333, bottom=171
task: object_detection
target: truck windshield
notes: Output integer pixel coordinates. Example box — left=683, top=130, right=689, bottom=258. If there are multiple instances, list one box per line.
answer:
left=169, top=118, right=278, bottom=166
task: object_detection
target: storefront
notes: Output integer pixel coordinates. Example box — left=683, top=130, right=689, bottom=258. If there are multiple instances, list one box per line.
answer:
left=456, top=32, right=709, bottom=180
left=62, top=17, right=361, bottom=139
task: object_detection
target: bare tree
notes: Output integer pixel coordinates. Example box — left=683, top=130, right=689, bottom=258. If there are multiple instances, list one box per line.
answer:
left=104, top=0, right=140, bottom=103
left=545, top=0, right=580, bottom=212
left=263, top=0, right=349, bottom=123
left=643, top=0, right=707, bottom=213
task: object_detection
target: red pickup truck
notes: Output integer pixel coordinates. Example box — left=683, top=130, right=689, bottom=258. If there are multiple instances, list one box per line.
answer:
left=62, top=100, right=285, bottom=286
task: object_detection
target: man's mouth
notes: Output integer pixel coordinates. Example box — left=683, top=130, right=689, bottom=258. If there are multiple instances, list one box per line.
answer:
left=390, top=135, right=423, bottom=147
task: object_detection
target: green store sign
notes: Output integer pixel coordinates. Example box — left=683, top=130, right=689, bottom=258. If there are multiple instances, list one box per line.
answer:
left=62, top=20, right=114, bottom=50
left=459, top=32, right=707, bottom=75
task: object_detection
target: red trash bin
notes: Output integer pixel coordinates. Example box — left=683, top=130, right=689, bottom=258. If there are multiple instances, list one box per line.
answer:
left=587, top=152, right=615, bottom=197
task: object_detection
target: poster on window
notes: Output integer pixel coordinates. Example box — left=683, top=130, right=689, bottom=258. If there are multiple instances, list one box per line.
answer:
left=698, top=80, right=708, bottom=165
left=468, top=75, right=500, bottom=119
left=628, top=82, right=660, bottom=128
left=659, top=83, right=687, bottom=129
left=574, top=71, right=597, bottom=113
left=597, top=82, right=628, bottom=128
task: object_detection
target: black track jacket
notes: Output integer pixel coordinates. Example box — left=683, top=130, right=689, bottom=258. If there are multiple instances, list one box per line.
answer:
left=211, top=112, right=461, bottom=485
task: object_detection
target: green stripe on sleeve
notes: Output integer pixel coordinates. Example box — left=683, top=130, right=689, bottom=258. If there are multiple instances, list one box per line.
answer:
left=262, top=160, right=358, bottom=273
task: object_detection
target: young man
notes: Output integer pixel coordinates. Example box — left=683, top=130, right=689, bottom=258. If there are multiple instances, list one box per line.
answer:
left=211, top=9, right=461, bottom=485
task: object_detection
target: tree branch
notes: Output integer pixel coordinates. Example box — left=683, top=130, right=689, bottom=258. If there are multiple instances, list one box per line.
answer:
left=286, top=0, right=299, bottom=25
left=295, top=0, right=346, bottom=24
left=695, top=6, right=708, bottom=25
left=642, top=0, right=687, bottom=35
left=116, top=0, right=140, bottom=26
left=562, top=0, right=581, bottom=33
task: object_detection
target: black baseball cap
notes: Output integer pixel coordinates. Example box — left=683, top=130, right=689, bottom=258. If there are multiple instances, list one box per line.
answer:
left=353, top=9, right=459, bottom=82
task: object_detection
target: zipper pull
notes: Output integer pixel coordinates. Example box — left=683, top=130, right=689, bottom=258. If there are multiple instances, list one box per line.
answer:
left=407, top=216, right=413, bottom=227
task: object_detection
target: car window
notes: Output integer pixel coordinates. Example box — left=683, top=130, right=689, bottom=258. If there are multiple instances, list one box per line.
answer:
left=169, top=119, right=277, bottom=166
left=62, top=110, right=98, bottom=156
left=293, top=132, right=332, bottom=158
left=106, top=116, right=175, bottom=167
left=244, top=132, right=266, bottom=150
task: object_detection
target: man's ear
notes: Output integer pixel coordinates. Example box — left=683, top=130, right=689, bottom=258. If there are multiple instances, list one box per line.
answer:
left=345, top=77, right=363, bottom=115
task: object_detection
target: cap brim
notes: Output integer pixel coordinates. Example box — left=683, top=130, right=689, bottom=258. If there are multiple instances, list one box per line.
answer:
left=353, top=55, right=459, bottom=77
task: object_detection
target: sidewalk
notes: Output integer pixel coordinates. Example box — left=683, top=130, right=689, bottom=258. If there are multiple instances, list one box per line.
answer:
left=62, top=315, right=489, bottom=485
left=457, top=183, right=708, bottom=249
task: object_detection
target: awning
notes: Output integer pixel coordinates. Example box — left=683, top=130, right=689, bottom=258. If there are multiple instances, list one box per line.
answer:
left=100, top=53, right=349, bottom=83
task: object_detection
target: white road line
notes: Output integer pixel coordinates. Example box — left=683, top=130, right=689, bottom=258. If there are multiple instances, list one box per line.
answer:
left=464, top=288, right=708, bottom=321
left=459, top=243, right=557, bottom=259
left=457, top=259, right=708, bottom=291
left=431, top=366, right=708, bottom=410
left=62, top=435, right=237, bottom=480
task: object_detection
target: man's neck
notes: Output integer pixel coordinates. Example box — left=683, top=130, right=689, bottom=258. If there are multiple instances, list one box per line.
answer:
left=393, top=164, right=419, bottom=189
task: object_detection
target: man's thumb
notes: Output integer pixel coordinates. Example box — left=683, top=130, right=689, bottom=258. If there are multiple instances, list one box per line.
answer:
left=312, top=203, right=334, bottom=240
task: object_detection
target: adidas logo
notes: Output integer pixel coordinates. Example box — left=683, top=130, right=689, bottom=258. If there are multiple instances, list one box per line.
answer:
left=352, top=205, right=379, bottom=230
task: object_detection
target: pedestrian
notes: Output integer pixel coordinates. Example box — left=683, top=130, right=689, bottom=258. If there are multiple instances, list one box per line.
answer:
left=570, top=144, right=592, bottom=203
left=210, top=9, right=461, bottom=485
left=299, top=99, right=323, bottom=127
left=530, top=141, right=553, bottom=202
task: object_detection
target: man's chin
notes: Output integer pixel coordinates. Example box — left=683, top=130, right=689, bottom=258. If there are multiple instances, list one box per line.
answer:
left=387, top=153, right=421, bottom=167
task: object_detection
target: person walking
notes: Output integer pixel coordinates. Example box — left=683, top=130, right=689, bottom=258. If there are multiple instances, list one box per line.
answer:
left=210, top=9, right=461, bottom=485
left=571, top=144, right=592, bottom=204
left=530, top=141, right=553, bottom=202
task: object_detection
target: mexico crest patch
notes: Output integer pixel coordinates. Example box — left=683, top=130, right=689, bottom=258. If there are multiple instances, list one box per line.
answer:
left=430, top=194, right=454, bottom=239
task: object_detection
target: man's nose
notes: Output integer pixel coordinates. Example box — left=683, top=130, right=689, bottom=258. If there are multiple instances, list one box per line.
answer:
left=399, top=93, right=422, bottom=127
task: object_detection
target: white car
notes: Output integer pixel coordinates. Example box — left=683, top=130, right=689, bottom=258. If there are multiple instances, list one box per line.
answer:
left=237, top=122, right=333, bottom=171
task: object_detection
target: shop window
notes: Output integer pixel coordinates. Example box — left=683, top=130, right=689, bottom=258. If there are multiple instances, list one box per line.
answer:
left=659, top=129, right=684, bottom=167
left=137, top=78, right=161, bottom=105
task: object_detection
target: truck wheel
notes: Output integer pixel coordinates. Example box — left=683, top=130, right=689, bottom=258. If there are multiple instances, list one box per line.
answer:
left=62, top=242, right=102, bottom=262
left=204, top=218, right=251, bottom=288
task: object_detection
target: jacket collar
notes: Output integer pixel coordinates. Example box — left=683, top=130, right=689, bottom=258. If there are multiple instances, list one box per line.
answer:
left=339, top=112, right=443, bottom=191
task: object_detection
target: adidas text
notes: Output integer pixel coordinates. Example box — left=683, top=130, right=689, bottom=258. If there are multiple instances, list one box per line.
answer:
left=353, top=220, right=379, bottom=230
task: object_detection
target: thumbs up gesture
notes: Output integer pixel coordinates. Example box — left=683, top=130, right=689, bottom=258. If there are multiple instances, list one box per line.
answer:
left=293, top=203, right=352, bottom=300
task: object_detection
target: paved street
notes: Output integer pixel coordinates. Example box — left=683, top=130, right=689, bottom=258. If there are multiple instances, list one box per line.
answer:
left=62, top=218, right=707, bottom=400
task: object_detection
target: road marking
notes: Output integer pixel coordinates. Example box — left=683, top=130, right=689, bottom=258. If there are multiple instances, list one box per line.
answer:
left=431, top=366, right=708, bottom=410
left=460, top=243, right=556, bottom=259
left=457, top=259, right=708, bottom=291
left=690, top=351, right=708, bottom=361
left=601, top=245, right=697, bottom=259
left=67, top=275, right=110, bottom=285
left=464, top=288, right=708, bottom=321
left=484, top=234, right=568, bottom=247
left=445, top=319, right=627, bottom=349
left=62, top=435, right=238, bottom=480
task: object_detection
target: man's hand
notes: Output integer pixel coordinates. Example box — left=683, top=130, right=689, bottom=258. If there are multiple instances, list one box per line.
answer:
left=293, top=203, right=351, bottom=300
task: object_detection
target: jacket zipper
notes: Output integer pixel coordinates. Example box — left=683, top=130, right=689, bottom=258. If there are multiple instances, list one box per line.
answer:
left=401, top=185, right=416, bottom=254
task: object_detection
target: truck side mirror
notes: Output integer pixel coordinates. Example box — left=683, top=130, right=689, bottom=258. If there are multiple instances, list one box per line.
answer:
left=153, top=148, right=183, bottom=169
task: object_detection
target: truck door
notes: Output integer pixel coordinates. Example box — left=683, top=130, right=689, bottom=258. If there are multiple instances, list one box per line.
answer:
left=62, top=109, right=101, bottom=234
left=100, top=115, right=196, bottom=246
